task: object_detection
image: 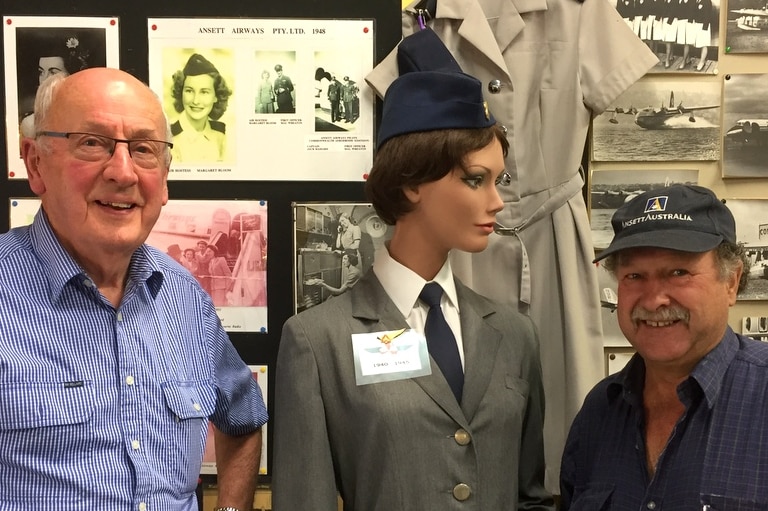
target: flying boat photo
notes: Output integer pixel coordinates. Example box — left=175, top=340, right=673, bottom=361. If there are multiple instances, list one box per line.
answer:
left=606, top=91, right=720, bottom=130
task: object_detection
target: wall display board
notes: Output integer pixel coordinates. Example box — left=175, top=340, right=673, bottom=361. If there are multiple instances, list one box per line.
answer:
left=293, top=201, right=393, bottom=312
left=201, top=365, right=269, bottom=475
left=148, top=18, right=375, bottom=181
left=3, top=15, right=120, bottom=180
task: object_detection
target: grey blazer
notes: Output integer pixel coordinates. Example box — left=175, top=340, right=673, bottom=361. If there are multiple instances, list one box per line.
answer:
left=272, top=270, right=554, bottom=511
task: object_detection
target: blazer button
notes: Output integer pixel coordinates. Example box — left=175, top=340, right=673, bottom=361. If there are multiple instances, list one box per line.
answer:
left=454, top=429, right=471, bottom=446
left=488, top=79, right=508, bottom=94
left=453, top=483, right=472, bottom=501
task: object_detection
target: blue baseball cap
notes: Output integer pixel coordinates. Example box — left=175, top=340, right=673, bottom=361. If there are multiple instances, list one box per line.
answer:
left=376, top=71, right=496, bottom=149
left=594, top=184, right=736, bottom=262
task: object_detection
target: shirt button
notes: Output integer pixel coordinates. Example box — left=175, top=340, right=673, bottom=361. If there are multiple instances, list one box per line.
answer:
left=138, top=503, right=147, bottom=511
left=453, top=483, right=471, bottom=501
left=647, top=501, right=657, bottom=510
left=131, top=440, right=140, bottom=450
left=454, top=429, right=471, bottom=446
left=488, top=79, right=507, bottom=94
left=83, top=278, right=94, bottom=288
left=117, top=312, right=123, bottom=322
left=125, top=375, right=135, bottom=386
left=193, top=403, right=202, bottom=412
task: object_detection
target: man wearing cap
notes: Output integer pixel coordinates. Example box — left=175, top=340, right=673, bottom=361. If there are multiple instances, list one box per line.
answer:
left=273, top=64, right=294, bottom=113
left=560, top=184, right=768, bottom=509
left=273, top=69, right=553, bottom=510
left=170, top=52, right=232, bottom=162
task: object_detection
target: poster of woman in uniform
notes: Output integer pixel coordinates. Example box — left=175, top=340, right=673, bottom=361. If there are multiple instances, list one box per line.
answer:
left=145, top=199, right=269, bottom=333
left=148, top=18, right=374, bottom=181
left=293, top=202, right=393, bottom=313
left=3, top=16, right=118, bottom=180
left=162, top=48, right=235, bottom=165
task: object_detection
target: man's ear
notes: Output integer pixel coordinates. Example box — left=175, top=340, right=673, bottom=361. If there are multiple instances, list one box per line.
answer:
left=22, top=138, right=46, bottom=196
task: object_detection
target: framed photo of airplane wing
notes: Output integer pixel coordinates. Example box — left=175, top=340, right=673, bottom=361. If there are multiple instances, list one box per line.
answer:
left=592, top=78, right=721, bottom=162
left=722, top=73, right=768, bottom=178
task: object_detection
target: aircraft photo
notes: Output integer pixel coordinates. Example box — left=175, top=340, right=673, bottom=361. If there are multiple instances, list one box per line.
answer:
left=593, top=79, right=721, bottom=162
left=726, top=0, right=768, bottom=52
left=722, top=73, right=768, bottom=177
left=606, top=91, right=720, bottom=130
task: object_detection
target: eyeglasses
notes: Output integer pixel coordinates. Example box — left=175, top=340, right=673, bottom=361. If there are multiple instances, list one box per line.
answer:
left=36, top=131, right=173, bottom=170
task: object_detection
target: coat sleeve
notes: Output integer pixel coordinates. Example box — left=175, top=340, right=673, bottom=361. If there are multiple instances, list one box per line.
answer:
left=272, top=315, right=339, bottom=511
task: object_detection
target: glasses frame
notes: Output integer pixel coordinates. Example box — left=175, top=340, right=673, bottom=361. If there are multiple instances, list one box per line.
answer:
left=36, top=131, right=173, bottom=168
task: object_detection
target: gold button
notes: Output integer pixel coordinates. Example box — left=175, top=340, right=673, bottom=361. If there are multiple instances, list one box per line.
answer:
left=453, top=483, right=471, bottom=501
left=454, top=429, right=471, bottom=446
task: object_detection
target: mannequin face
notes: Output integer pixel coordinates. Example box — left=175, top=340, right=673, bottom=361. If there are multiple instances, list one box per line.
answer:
left=38, top=56, right=68, bottom=84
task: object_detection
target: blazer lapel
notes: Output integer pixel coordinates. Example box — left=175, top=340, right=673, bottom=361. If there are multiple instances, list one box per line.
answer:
left=350, top=271, right=467, bottom=422
left=455, top=280, right=502, bottom=422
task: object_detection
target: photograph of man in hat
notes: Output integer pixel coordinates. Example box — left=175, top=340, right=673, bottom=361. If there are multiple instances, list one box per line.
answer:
left=560, top=184, right=768, bottom=509
left=169, top=51, right=232, bottom=163
left=273, top=65, right=553, bottom=510
left=273, top=63, right=295, bottom=113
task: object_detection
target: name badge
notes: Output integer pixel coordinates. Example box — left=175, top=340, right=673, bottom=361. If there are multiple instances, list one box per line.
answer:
left=352, top=328, right=431, bottom=386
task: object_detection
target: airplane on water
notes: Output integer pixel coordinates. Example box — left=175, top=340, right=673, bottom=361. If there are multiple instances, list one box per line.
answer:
left=605, top=91, right=720, bottom=129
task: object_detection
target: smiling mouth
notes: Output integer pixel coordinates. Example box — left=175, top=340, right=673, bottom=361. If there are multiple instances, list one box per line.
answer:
left=642, top=319, right=679, bottom=327
left=98, top=200, right=134, bottom=210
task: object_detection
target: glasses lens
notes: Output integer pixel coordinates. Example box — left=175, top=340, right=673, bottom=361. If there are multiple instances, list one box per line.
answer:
left=129, top=140, right=165, bottom=169
left=70, top=133, right=112, bottom=162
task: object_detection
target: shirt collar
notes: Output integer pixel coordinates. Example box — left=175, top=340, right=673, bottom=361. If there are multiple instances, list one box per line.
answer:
left=178, top=113, right=216, bottom=140
left=372, top=244, right=459, bottom=318
left=607, top=328, right=738, bottom=410
left=30, top=208, right=165, bottom=302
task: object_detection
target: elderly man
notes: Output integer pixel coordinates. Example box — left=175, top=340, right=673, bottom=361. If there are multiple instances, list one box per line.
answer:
left=5, top=68, right=267, bottom=511
left=561, top=184, right=768, bottom=510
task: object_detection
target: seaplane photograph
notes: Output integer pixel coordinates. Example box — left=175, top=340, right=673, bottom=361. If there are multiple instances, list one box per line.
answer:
left=592, top=78, right=721, bottom=161
left=726, top=0, right=768, bottom=52
left=722, top=73, right=768, bottom=177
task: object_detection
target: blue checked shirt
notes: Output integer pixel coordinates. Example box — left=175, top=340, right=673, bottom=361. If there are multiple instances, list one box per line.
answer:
left=561, top=327, right=768, bottom=511
left=0, top=210, right=268, bottom=510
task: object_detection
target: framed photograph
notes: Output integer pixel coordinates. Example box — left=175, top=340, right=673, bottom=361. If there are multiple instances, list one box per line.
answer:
left=592, top=78, right=721, bottom=162
left=145, top=199, right=268, bottom=332
left=293, top=202, right=393, bottom=313
left=590, top=168, right=699, bottom=250
left=725, top=0, right=768, bottom=54
left=201, top=365, right=269, bottom=475
left=722, top=198, right=768, bottom=300
left=148, top=18, right=374, bottom=181
left=3, top=16, right=119, bottom=180
left=722, top=73, right=768, bottom=178
left=613, top=0, right=721, bottom=74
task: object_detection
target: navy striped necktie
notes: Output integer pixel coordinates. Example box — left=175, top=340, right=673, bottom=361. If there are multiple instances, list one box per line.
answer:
left=419, top=282, right=464, bottom=402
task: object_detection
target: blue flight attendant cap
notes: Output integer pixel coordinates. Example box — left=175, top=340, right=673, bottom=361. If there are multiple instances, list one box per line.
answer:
left=376, top=71, right=496, bottom=149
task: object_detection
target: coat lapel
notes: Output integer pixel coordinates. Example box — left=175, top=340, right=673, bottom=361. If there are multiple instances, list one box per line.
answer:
left=349, top=271, right=467, bottom=422
left=455, top=279, right=502, bottom=422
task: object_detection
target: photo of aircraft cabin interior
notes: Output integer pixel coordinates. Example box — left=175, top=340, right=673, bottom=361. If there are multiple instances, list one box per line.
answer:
left=3, top=0, right=768, bottom=510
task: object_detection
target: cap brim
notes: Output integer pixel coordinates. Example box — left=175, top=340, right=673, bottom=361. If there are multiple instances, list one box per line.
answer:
left=593, top=229, right=725, bottom=262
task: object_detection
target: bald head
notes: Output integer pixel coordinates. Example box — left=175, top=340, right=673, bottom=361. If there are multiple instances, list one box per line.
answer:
left=34, top=68, right=170, bottom=143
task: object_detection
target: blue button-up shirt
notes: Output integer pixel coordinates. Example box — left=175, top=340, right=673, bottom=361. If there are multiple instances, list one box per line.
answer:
left=561, top=328, right=768, bottom=511
left=0, top=210, right=268, bottom=510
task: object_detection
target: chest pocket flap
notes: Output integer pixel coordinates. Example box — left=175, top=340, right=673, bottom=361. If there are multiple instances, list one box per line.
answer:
left=162, top=380, right=216, bottom=420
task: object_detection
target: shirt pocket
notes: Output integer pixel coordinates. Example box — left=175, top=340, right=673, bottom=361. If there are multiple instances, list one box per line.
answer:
left=0, top=380, right=94, bottom=430
left=569, top=483, right=615, bottom=511
left=701, top=494, right=768, bottom=510
left=162, top=380, right=216, bottom=421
